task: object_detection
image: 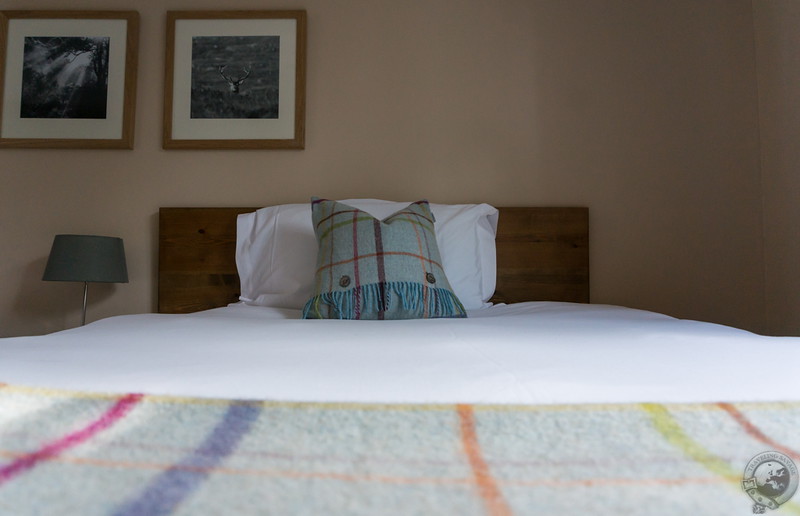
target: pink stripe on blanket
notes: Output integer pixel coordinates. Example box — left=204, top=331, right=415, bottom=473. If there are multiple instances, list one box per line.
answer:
left=0, top=393, right=143, bottom=485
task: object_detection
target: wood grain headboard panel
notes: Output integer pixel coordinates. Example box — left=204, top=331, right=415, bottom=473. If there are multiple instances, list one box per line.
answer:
left=158, top=206, right=589, bottom=313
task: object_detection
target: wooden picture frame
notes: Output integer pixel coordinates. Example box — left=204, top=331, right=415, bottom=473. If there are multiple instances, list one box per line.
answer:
left=163, top=10, right=306, bottom=150
left=0, top=10, right=139, bottom=149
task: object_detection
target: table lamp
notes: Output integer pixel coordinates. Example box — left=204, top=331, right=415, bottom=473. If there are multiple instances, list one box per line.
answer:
left=43, top=235, right=128, bottom=326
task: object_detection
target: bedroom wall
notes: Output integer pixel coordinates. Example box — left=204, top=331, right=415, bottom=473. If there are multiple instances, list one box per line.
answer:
left=753, top=0, right=800, bottom=336
left=0, top=0, right=771, bottom=336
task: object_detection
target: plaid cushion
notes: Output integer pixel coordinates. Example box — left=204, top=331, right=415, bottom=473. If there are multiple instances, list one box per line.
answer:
left=302, top=199, right=467, bottom=320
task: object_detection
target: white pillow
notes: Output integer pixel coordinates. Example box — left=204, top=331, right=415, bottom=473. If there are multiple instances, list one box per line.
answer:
left=236, top=199, right=499, bottom=310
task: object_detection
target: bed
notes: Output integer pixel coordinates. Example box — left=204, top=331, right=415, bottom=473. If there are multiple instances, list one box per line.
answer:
left=1, top=202, right=798, bottom=516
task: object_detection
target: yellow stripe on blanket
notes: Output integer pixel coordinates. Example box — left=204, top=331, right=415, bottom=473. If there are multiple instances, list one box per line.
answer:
left=643, top=402, right=800, bottom=515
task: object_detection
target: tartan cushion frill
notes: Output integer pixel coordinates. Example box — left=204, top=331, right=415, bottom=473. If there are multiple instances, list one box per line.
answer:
left=302, top=199, right=467, bottom=320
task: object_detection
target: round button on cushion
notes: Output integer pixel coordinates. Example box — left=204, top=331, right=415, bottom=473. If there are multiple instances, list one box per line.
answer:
left=425, top=272, right=436, bottom=284
left=339, top=275, right=351, bottom=288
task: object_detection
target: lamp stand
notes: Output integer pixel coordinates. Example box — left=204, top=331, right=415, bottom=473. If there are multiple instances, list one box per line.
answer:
left=82, top=281, right=89, bottom=326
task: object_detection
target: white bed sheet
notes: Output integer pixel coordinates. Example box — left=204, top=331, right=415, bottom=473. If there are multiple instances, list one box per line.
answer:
left=1, top=302, right=798, bottom=405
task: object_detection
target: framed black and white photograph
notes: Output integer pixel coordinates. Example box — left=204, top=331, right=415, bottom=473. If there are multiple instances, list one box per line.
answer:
left=164, top=11, right=306, bottom=150
left=0, top=11, right=139, bottom=149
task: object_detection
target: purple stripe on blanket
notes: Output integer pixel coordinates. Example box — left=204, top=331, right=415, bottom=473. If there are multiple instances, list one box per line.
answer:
left=112, top=402, right=261, bottom=516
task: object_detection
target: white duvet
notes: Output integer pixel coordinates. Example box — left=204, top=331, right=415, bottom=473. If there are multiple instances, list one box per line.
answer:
left=1, top=302, right=798, bottom=405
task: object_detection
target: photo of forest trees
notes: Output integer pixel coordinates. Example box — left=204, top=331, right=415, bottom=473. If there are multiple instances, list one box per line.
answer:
left=20, top=36, right=110, bottom=119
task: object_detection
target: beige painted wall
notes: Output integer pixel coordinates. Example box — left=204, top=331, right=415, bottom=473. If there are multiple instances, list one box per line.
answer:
left=754, top=0, right=800, bottom=336
left=0, top=0, right=774, bottom=336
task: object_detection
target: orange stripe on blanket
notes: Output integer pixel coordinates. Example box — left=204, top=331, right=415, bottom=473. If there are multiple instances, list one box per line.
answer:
left=513, top=474, right=733, bottom=488
left=0, top=451, right=474, bottom=487
left=718, top=402, right=800, bottom=461
left=0, top=448, right=742, bottom=489
left=457, top=404, right=514, bottom=516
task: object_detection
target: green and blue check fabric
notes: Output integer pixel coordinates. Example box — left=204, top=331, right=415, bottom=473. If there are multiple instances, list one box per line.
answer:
left=302, top=199, right=467, bottom=320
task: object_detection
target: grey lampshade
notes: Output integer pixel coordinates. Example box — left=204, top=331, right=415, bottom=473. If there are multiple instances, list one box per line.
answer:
left=43, top=235, right=128, bottom=283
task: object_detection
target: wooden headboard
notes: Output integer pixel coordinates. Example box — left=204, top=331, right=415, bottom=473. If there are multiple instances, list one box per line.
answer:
left=158, top=207, right=589, bottom=313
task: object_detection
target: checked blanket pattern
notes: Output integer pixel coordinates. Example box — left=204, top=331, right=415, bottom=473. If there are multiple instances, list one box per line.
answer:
left=1, top=384, right=799, bottom=515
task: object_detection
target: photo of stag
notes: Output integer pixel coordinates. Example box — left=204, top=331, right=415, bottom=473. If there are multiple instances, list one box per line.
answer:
left=20, top=36, right=110, bottom=119
left=190, top=35, right=280, bottom=119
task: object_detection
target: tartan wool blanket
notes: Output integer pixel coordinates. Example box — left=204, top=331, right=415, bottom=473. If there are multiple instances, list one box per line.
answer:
left=1, top=384, right=799, bottom=516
